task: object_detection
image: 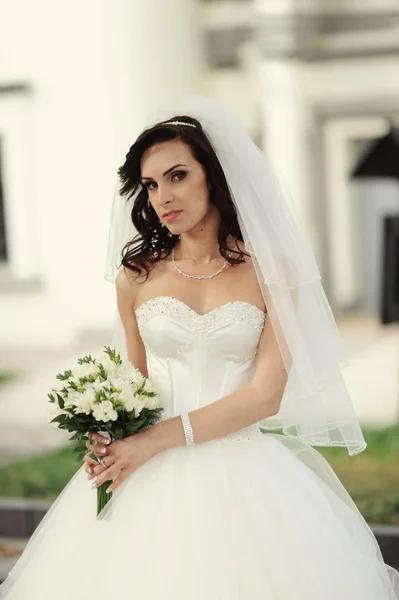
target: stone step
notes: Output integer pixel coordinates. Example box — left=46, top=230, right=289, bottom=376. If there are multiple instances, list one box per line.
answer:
left=0, top=497, right=51, bottom=539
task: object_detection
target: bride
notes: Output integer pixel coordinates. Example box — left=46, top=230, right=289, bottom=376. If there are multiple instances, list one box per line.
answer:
left=1, top=95, right=398, bottom=599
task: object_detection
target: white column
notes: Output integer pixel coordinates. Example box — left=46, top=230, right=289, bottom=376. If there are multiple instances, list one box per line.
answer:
left=258, top=60, right=309, bottom=215
left=0, top=0, right=203, bottom=345
left=103, top=0, right=204, bottom=165
left=254, top=0, right=315, bottom=251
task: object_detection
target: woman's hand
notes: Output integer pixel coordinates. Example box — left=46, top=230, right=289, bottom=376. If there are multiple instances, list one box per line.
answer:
left=85, top=428, right=162, bottom=494
left=83, top=432, right=111, bottom=480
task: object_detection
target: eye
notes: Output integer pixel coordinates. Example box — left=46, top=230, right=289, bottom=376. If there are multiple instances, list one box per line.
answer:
left=143, top=181, right=157, bottom=191
left=171, top=170, right=186, bottom=182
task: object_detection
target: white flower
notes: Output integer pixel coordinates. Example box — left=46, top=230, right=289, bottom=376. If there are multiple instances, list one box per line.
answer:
left=92, top=400, right=118, bottom=423
left=109, top=377, right=128, bottom=391
left=116, top=362, right=143, bottom=385
left=64, top=391, right=80, bottom=409
left=139, top=393, right=159, bottom=410
left=72, top=362, right=99, bottom=380
left=101, top=355, right=119, bottom=379
left=112, top=384, right=143, bottom=416
left=73, top=388, right=96, bottom=415
left=143, top=379, right=157, bottom=395
left=91, top=377, right=109, bottom=393
left=146, top=395, right=160, bottom=409
left=114, top=383, right=133, bottom=408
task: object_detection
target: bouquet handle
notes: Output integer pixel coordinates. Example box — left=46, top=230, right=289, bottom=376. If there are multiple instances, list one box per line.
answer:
left=96, top=431, right=114, bottom=517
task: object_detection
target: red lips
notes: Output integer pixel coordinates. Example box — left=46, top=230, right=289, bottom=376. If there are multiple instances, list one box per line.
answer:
left=162, top=210, right=182, bottom=217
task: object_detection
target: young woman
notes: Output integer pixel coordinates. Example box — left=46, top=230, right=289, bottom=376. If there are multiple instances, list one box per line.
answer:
left=1, top=96, right=398, bottom=599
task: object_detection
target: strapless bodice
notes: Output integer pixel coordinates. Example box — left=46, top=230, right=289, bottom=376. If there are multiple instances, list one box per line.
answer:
left=135, top=296, right=266, bottom=423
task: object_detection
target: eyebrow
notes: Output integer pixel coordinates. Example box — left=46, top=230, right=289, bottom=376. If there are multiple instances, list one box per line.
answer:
left=141, top=163, right=188, bottom=180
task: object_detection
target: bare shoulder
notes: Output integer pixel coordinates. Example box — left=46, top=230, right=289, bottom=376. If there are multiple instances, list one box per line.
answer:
left=116, top=267, right=140, bottom=293
left=114, top=268, right=148, bottom=373
left=115, top=267, right=147, bottom=308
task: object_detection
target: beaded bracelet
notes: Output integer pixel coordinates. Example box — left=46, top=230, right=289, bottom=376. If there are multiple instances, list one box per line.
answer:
left=180, top=412, right=195, bottom=446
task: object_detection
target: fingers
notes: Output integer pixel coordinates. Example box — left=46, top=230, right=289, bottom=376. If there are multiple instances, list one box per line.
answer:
left=106, top=470, right=128, bottom=494
left=83, top=455, right=99, bottom=466
left=83, top=454, right=108, bottom=477
left=85, top=433, right=111, bottom=457
left=86, top=462, right=106, bottom=480
left=90, top=461, right=120, bottom=490
left=90, top=468, right=115, bottom=488
left=84, top=452, right=116, bottom=478
left=90, top=433, right=111, bottom=446
left=83, top=455, right=101, bottom=475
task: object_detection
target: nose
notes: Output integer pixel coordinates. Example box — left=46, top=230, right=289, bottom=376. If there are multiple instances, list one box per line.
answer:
left=157, top=184, right=174, bottom=209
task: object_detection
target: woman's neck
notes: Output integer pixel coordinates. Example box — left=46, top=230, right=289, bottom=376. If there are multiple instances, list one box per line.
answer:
left=175, top=235, right=221, bottom=265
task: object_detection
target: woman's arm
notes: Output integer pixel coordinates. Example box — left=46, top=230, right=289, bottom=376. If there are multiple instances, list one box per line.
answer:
left=151, top=312, right=288, bottom=451
left=115, top=268, right=148, bottom=377
left=83, top=268, right=146, bottom=470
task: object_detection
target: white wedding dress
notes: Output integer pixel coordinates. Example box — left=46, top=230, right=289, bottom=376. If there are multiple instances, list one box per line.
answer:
left=1, top=296, right=398, bottom=599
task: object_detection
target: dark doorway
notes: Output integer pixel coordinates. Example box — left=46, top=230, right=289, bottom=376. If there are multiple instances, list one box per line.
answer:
left=0, top=137, right=7, bottom=262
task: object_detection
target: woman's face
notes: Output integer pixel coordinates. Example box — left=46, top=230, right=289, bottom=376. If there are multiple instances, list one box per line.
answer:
left=140, top=139, right=216, bottom=235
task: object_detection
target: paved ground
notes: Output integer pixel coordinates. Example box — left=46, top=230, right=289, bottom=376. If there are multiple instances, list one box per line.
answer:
left=0, top=312, right=398, bottom=462
left=339, top=313, right=399, bottom=425
left=0, top=538, right=26, bottom=583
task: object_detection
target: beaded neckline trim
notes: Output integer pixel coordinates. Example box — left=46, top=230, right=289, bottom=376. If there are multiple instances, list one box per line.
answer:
left=135, top=295, right=266, bottom=320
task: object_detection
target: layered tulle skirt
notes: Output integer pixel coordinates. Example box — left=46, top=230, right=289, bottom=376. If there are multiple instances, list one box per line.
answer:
left=1, top=430, right=398, bottom=599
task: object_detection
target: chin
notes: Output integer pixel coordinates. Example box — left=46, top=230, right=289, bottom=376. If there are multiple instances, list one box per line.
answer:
left=165, top=216, right=206, bottom=237
left=164, top=224, right=182, bottom=236
left=166, top=223, right=190, bottom=236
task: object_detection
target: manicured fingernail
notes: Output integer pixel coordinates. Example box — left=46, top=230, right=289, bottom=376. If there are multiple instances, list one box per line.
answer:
left=105, top=439, right=110, bottom=445
left=88, top=468, right=92, bottom=474
left=106, top=487, right=112, bottom=494
left=101, top=447, right=106, bottom=453
left=91, top=482, right=97, bottom=490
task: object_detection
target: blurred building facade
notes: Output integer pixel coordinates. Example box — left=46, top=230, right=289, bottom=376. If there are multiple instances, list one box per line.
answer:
left=1, top=0, right=399, bottom=347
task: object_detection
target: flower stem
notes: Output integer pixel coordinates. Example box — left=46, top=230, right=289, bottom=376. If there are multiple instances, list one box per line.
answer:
left=97, top=482, right=112, bottom=516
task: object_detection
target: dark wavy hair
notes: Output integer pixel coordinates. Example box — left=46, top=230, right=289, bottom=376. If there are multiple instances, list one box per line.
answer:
left=117, top=115, right=247, bottom=280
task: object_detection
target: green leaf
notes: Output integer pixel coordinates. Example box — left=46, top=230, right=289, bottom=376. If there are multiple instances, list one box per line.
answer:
left=75, top=452, right=85, bottom=464
left=103, top=346, right=122, bottom=366
left=56, top=370, right=73, bottom=381
left=135, top=415, right=147, bottom=428
left=56, top=393, right=65, bottom=409
left=78, top=354, right=96, bottom=365
left=50, top=415, right=67, bottom=424
left=112, top=425, right=123, bottom=439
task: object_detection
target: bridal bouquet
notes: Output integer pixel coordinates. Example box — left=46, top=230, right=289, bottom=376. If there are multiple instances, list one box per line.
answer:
left=48, top=346, right=162, bottom=515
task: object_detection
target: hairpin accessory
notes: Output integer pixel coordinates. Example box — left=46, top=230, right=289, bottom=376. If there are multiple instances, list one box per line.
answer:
left=163, top=120, right=196, bottom=128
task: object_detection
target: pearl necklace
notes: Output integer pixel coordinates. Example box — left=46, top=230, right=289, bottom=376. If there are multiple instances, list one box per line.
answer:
left=172, top=248, right=232, bottom=280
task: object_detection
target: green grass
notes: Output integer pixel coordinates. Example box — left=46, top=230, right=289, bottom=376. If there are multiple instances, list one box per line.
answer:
left=0, top=372, right=17, bottom=386
left=317, top=425, right=399, bottom=525
left=0, top=447, right=80, bottom=501
left=0, top=425, right=398, bottom=524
